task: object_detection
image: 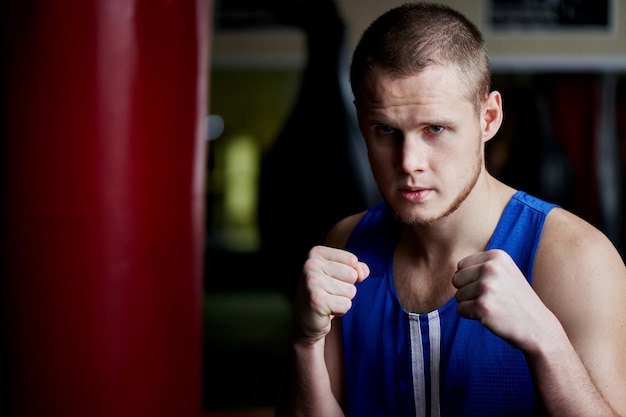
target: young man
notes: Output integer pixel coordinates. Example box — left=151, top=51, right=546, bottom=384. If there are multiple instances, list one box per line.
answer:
left=277, top=2, right=626, bottom=416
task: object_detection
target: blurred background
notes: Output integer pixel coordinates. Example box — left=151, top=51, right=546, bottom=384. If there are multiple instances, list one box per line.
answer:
left=1, top=1, right=624, bottom=417
left=204, top=0, right=625, bottom=415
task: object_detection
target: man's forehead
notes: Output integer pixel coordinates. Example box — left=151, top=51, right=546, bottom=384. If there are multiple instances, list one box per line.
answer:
left=359, top=66, right=470, bottom=103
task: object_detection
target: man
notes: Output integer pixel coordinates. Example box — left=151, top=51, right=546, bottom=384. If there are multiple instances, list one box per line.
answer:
left=277, top=2, right=626, bottom=416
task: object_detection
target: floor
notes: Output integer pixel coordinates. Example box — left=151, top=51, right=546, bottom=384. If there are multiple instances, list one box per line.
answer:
left=203, top=408, right=275, bottom=417
left=203, top=291, right=292, bottom=417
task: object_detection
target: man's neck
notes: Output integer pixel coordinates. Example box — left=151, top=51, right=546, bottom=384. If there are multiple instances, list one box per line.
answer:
left=398, top=176, right=515, bottom=265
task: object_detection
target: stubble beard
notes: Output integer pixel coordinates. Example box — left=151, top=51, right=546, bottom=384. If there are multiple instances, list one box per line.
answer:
left=398, top=141, right=483, bottom=227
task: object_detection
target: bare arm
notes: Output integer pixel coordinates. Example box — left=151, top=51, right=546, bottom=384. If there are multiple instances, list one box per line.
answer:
left=276, top=214, right=368, bottom=417
left=453, top=208, right=626, bottom=416
left=530, top=208, right=626, bottom=416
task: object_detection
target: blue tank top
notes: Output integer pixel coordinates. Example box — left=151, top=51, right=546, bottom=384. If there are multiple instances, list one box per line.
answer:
left=342, top=191, right=557, bottom=417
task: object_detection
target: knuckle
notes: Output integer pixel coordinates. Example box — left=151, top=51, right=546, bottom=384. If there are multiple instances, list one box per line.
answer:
left=308, top=245, right=326, bottom=258
left=308, top=290, right=324, bottom=308
left=482, top=257, right=503, bottom=277
left=303, top=256, right=323, bottom=275
left=335, top=297, right=353, bottom=316
left=477, top=275, right=494, bottom=293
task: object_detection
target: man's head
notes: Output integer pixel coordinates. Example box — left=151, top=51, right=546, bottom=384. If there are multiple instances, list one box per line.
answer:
left=349, top=2, right=503, bottom=226
left=350, top=2, right=490, bottom=113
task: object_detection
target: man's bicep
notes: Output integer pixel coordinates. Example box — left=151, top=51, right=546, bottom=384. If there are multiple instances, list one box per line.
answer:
left=533, top=209, right=626, bottom=413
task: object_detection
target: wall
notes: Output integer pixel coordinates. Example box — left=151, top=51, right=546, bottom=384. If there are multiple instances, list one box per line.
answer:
left=205, top=0, right=626, bottom=256
left=211, top=0, right=626, bottom=71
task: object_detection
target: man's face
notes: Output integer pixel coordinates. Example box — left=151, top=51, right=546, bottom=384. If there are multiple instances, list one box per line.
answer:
left=355, top=65, right=487, bottom=225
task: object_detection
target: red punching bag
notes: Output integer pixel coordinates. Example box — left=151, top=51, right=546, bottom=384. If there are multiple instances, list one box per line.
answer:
left=0, top=1, right=211, bottom=416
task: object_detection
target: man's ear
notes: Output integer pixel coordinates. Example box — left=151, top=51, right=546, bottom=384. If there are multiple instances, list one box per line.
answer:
left=481, top=91, right=503, bottom=143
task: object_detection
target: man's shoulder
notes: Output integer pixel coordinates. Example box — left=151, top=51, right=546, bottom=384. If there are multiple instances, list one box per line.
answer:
left=543, top=208, right=612, bottom=253
left=536, top=207, right=624, bottom=280
left=325, top=210, right=369, bottom=249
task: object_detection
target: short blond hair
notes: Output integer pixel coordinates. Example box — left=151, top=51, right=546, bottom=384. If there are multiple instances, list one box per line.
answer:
left=350, top=2, right=491, bottom=112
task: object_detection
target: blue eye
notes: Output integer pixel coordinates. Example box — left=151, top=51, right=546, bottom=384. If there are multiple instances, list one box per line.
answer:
left=379, top=125, right=395, bottom=134
left=429, top=125, right=444, bottom=134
